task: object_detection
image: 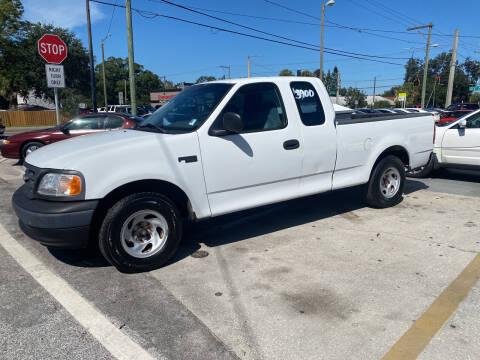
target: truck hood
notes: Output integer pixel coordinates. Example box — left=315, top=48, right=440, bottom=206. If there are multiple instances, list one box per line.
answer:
left=26, top=129, right=156, bottom=169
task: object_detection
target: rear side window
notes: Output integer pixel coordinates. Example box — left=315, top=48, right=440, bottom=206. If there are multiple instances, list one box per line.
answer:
left=290, top=81, right=325, bottom=126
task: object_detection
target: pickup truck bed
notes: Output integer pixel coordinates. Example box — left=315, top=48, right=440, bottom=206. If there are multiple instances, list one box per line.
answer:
left=333, top=111, right=433, bottom=189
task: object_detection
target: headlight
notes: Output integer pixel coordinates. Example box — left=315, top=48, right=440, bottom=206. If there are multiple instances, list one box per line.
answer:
left=37, top=173, right=82, bottom=197
left=0, top=139, right=9, bottom=145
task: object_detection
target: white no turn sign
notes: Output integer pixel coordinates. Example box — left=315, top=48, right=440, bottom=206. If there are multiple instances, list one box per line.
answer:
left=45, top=64, right=65, bottom=88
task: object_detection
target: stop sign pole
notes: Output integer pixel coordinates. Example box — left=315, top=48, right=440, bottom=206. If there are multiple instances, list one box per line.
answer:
left=38, top=34, right=67, bottom=125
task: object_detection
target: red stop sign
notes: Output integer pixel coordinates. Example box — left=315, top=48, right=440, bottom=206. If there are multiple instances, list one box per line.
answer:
left=38, top=34, right=67, bottom=64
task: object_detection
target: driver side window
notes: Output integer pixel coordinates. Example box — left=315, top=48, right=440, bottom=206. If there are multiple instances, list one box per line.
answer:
left=218, top=82, right=287, bottom=132
left=466, top=113, right=480, bottom=128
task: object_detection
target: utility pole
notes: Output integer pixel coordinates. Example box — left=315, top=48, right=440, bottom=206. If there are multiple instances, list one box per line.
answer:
left=101, top=34, right=111, bottom=111
left=163, top=75, right=166, bottom=95
left=336, top=70, right=340, bottom=104
left=372, top=76, right=376, bottom=108
left=220, top=65, right=231, bottom=79
left=407, top=23, right=433, bottom=108
left=320, top=2, right=325, bottom=81
left=124, top=79, right=128, bottom=104
left=247, top=56, right=251, bottom=77
left=445, top=29, right=459, bottom=108
left=125, top=0, right=137, bottom=115
left=320, top=0, right=335, bottom=82
left=86, top=0, right=97, bottom=112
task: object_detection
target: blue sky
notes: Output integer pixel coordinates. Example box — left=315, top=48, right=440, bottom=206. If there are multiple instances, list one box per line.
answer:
left=22, top=0, right=480, bottom=94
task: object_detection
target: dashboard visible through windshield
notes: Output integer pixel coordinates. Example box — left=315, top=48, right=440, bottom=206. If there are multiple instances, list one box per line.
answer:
left=139, top=83, right=233, bottom=133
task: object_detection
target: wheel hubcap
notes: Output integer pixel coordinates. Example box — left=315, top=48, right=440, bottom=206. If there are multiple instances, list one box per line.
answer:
left=379, top=167, right=401, bottom=199
left=120, top=210, right=169, bottom=259
left=26, top=145, right=38, bottom=154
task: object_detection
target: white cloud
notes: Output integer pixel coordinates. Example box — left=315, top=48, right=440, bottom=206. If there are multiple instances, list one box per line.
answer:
left=23, top=0, right=106, bottom=29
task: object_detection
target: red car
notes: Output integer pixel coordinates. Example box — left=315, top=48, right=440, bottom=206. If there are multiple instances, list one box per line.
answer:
left=0, top=113, right=140, bottom=160
left=437, top=110, right=473, bottom=125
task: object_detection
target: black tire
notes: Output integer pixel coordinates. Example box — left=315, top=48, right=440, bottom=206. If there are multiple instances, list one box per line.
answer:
left=364, top=155, right=405, bottom=208
left=21, top=141, right=44, bottom=160
left=407, top=154, right=434, bottom=178
left=98, top=192, right=183, bottom=273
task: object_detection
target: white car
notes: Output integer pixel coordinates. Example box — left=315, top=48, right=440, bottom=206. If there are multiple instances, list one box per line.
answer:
left=409, top=109, right=480, bottom=177
left=13, top=76, right=434, bottom=271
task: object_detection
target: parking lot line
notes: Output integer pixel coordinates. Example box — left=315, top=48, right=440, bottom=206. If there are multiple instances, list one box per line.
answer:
left=0, top=224, right=158, bottom=360
left=382, top=252, right=480, bottom=360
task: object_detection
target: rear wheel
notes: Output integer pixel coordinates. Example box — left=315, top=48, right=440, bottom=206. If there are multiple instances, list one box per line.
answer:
left=98, top=192, right=183, bottom=272
left=364, top=155, right=405, bottom=208
left=21, top=141, right=44, bottom=160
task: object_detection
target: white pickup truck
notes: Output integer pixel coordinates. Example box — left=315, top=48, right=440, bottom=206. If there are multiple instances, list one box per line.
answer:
left=409, top=108, right=480, bottom=177
left=13, top=77, right=434, bottom=271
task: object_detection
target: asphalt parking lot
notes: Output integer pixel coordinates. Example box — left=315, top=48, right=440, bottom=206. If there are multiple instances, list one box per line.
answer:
left=0, top=156, right=479, bottom=360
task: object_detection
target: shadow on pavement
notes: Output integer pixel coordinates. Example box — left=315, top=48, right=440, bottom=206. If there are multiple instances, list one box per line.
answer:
left=170, top=181, right=428, bottom=266
left=48, top=246, right=111, bottom=268
left=432, top=168, right=480, bottom=183
left=45, top=181, right=429, bottom=270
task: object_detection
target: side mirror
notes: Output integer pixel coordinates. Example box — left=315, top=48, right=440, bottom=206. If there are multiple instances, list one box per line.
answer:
left=222, top=112, right=243, bottom=133
left=458, top=119, right=467, bottom=128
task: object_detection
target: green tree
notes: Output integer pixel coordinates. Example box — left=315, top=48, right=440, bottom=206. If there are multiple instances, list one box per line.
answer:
left=344, top=87, right=367, bottom=108
left=0, top=0, right=24, bottom=106
left=469, top=93, right=480, bottom=104
left=462, top=57, right=480, bottom=85
left=195, top=75, right=216, bottom=83
left=96, top=57, right=163, bottom=105
left=300, top=70, right=314, bottom=77
left=278, top=69, right=293, bottom=76
left=373, top=100, right=392, bottom=109
left=323, top=67, right=338, bottom=94
left=404, top=57, right=422, bottom=83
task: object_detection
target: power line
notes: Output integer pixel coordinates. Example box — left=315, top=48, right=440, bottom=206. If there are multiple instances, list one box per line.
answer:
left=171, top=4, right=321, bottom=26
left=165, top=0, right=480, bottom=42
left=349, top=0, right=412, bottom=29
left=147, top=0, right=323, bottom=49
left=91, top=0, right=406, bottom=66
left=148, top=0, right=411, bottom=59
left=262, top=0, right=424, bottom=44
left=263, top=0, right=321, bottom=21
left=364, top=0, right=419, bottom=27
left=105, top=0, right=118, bottom=36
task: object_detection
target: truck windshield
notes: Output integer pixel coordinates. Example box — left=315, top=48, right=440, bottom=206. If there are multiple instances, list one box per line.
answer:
left=138, top=83, right=233, bottom=133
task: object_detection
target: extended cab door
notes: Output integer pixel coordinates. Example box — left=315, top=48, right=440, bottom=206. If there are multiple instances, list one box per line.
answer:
left=198, top=82, right=303, bottom=216
left=289, top=80, right=337, bottom=195
left=441, top=111, right=480, bottom=166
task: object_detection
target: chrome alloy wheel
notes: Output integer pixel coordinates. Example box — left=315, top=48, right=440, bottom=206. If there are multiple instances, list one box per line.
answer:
left=379, top=167, right=401, bottom=199
left=120, top=210, right=169, bottom=259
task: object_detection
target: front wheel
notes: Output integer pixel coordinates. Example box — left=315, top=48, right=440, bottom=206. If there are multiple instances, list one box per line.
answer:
left=98, top=192, right=183, bottom=272
left=21, top=141, right=44, bottom=160
left=364, top=155, right=405, bottom=208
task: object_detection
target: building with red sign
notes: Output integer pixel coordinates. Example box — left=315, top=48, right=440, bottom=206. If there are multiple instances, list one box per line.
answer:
left=150, top=82, right=193, bottom=108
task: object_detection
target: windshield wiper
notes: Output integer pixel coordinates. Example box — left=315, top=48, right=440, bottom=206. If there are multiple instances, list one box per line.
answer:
left=135, top=123, right=166, bottom=133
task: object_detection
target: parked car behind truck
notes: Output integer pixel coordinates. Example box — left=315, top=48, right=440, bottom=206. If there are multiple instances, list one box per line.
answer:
left=0, top=113, right=139, bottom=160
left=12, top=77, right=434, bottom=272
left=409, top=109, right=480, bottom=177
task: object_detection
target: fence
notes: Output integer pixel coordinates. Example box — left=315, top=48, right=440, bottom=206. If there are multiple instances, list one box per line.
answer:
left=0, top=111, right=70, bottom=127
